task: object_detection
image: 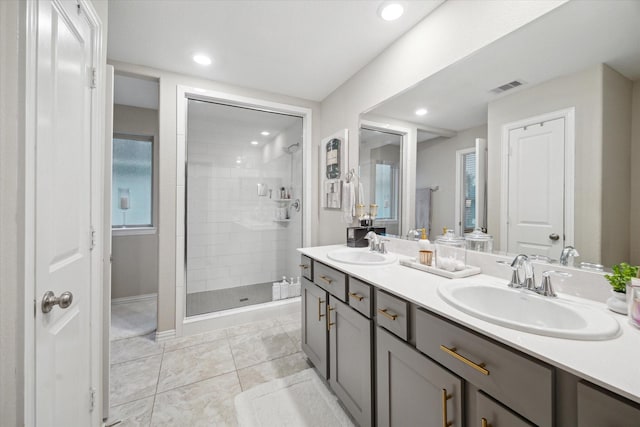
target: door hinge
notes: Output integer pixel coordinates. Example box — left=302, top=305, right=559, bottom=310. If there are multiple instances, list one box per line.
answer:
left=90, top=226, right=96, bottom=250
left=89, top=387, right=95, bottom=412
left=90, top=67, right=97, bottom=89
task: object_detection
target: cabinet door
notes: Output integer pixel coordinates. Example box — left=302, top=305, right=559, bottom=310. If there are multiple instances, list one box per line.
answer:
left=477, top=390, right=534, bottom=427
left=329, top=296, right=373, bottom=427
left=301, top=278, right=328, bottom=378
left=377, top=326, right=463, bottom=427
left=577, top=381, right=640, bottom=427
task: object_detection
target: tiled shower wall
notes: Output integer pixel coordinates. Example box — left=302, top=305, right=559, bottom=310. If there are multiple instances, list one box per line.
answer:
left=186, top=122, right=303, bottom=296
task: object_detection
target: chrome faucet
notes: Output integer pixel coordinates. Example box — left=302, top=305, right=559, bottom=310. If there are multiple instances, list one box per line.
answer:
left=498, top=254, right=571, bottom=297
left=365, top=231, right=388, bottom=254
left=559, top=246, right=579, bottom=266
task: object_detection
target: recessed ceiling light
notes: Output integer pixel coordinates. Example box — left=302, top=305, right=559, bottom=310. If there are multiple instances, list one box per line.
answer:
left=261, top=131, right=270, bottom=136
left=236, top=158, right=242, bottom=164
left=415, top=108, right=428, bottom=116
left=193, top=54, right=212, bottom=66
left=250, top=140, right=259, bottom=146
left=379, top=2, right=404, bottom=21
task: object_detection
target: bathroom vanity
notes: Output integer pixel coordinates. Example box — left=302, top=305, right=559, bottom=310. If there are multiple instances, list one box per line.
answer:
left=298, top=245, right=640, bottom=427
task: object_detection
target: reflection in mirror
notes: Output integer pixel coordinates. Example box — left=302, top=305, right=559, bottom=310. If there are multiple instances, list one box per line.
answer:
left=361, top=0, right=640, bottom=267
left=359, top=127, right=402, bottom=235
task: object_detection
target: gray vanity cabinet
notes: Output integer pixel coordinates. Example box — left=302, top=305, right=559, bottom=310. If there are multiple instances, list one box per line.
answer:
left=377, top=326, right=463, bottom=427
left=328, top=295, right=373, bottom=427
left=477, top=390, right=534, bottom=427
left=577, top=381, right=640, bottom=427
left=301, top=277, right=328, bottom=379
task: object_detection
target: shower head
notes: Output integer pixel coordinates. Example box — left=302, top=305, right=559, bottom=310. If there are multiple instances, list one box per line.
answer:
left=283, top=142, right=300, bottom=154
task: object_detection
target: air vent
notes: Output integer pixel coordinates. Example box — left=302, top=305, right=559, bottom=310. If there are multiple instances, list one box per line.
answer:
left=490, top=80, right=525, bottom=94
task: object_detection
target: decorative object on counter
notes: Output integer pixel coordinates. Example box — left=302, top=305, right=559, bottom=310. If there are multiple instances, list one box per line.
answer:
left=628, top=277, right=640, bottom=328
left=435, top=228, right=466, bottom=272
left=347, top=226, right=386, bottom=248
left=604, top=262, right=639, bottom=314
left=418, top=228, right=434, bottom=266
left=399, top=257, right=481, bottom=279
left=464, top=227, right=493, bottom=253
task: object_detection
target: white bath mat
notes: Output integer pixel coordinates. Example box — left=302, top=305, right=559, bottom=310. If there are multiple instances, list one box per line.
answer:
left=234, top=369, right=355, bottom=427
left=111, top=298, right=157, bottom=341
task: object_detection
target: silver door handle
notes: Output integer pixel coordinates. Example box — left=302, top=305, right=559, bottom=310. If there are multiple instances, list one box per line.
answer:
left=548, top=233, right=560, bottom=241
left=42, top=291, right=73, bottom=313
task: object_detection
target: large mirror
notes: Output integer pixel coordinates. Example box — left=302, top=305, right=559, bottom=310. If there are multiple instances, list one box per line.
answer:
left=360, top=0, right=640, bottom=267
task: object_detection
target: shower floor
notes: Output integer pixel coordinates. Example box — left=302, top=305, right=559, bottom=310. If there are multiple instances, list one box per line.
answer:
left=186, top=282, right=280, bottom=316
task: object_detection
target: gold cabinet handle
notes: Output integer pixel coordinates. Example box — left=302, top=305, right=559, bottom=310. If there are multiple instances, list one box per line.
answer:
left=442, top=389, right=452, bottom=427
left=349, top=292, right=364, bottom=301
left=327, top=305, right=335, bottom=331
left=378, top=308, right=398, bottom=321
left=481, top=418, right=490, bottom=427
left=319, top=275, right=333, bottom=284
left=440, top=345, right=490, bottom=376
left=318, top=298, right=325, bottom=322
left=298, top=264, right=309, bottom=270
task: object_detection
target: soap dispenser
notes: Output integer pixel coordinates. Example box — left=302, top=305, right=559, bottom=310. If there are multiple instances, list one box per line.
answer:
left=418, top=228, right=434, bottom=266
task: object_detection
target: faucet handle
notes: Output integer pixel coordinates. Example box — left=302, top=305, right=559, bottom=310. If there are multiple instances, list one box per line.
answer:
left=379, top=239, right=390, bottom=254
left=496, top=260, right=522, bottom=288
left=539, top=270, right=571, bottom=297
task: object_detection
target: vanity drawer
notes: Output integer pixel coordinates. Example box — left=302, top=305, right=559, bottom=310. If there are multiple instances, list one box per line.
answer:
left=299, top=255, right=313, bottom=281
left=415, top=308, right=553, bottom=427
left=375, top=289, right=409, bottom=341
left=314, top=262, right=347, bottom=302
left=347, top=277, right=372, bottom=318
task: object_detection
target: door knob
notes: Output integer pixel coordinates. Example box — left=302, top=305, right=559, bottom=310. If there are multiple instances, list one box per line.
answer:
left=41, top=291, right=73, bottom=313
left=548, top=233, right=560, bottom=241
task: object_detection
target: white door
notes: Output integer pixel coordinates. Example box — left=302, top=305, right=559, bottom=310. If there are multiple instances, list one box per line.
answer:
left=35, top=1, right=95, bottom=425
left=507, top=118, right=565, bottom=259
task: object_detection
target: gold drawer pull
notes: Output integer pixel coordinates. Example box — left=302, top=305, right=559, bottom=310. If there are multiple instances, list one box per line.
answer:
left=481, top=418, right=490, bottom=427
left=317, top=298, right=325, bottom=322
left=349, top=292, right=364, bottom=301
left=327, top=305, right=335, bottom=331
left=299, top=264, right=309, bottom=269
left=378, top=308, right=398, bottom=321
left=442, top=389, right=452, bottom=427
left=319, top=275, right=333, bottom=284
left=440, top=345, right=490, bottom=376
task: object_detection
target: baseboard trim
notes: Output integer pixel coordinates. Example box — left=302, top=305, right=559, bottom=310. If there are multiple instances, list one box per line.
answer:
left=154, top=329, right=176, bottom=343
left=111, top=293, right=157, bottom=305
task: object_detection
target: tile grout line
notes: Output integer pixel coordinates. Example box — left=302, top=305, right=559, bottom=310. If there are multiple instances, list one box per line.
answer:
left=147, top=342, right=165, bottom=426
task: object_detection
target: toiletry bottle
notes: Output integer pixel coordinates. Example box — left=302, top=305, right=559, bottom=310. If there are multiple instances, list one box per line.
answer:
left=272, top=281, right=281, bottom=301
left=418, top=228, right=434, bottom=266
left=280, top=276, right=289, bottom=299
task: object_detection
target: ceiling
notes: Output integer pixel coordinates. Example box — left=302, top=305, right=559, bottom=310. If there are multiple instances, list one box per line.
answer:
left=366, top=0, right=640, bottom=140
left=107, top=0, right=443, bottom=102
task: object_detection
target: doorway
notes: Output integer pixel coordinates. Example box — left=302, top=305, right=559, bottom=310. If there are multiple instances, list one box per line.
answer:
left=500, top=109, right=575, bottom=260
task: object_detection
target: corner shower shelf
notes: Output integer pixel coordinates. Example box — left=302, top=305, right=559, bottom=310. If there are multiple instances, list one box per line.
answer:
left=273, top=219, right=292, bottom=223
left=272, top=199, right=293, bottom=204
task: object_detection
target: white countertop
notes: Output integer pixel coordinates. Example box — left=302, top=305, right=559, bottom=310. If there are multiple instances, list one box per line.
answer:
left=299, top=244, right=640, bottom=404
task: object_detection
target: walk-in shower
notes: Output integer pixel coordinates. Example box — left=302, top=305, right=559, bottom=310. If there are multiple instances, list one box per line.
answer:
left=185, top=99, right=304, bottom=316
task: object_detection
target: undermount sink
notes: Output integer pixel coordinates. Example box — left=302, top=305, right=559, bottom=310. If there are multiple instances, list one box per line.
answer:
left=327, top=247, right=397, bottom=265
left=438, top=280, right=620, bottom=340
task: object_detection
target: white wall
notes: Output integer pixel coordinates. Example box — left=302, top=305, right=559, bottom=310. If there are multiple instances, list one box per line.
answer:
left=601, top=66, right=633, bottom=266
left=318, top=0, right=567, bottom=245
left=108, top=60, right=320, bottom=333
left=416, top=125, right=487, bottom=238
left=112, top=104, right=159, bottom=299
left=631, top=82, right=640, bottom=264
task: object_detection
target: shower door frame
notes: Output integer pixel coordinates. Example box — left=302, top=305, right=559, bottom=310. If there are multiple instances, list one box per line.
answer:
left=175, top=85, right=312, bottom=336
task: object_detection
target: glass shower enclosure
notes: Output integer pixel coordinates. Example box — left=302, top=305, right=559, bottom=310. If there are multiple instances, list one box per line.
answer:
left=185, top=99, right=303, bottom=316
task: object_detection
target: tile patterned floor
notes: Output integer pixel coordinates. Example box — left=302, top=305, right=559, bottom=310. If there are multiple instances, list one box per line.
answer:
left=107, top=310, right=309, bottom=427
